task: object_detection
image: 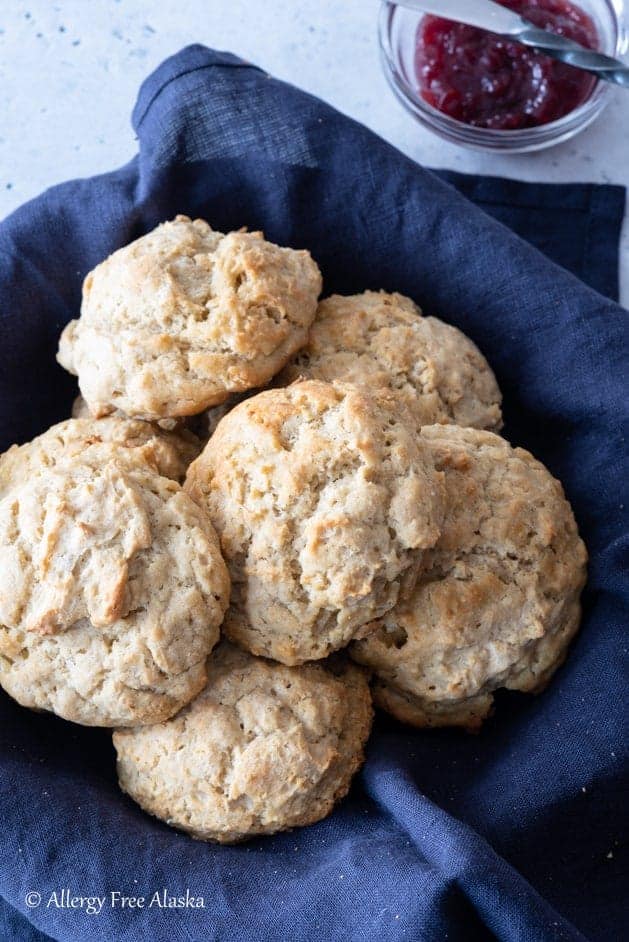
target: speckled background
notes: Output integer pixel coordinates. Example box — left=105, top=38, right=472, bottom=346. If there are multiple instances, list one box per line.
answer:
left=0, top=0, right=627, bottom=302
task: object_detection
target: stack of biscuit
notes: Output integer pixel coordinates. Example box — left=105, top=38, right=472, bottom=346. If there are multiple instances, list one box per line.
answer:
left=0, top=215, right=587, bottom=844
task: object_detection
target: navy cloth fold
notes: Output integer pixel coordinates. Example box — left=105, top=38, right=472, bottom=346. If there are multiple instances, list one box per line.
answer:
left=0, top=45, right=627, bottom=942
left=434, top=170, right=626, bottom=302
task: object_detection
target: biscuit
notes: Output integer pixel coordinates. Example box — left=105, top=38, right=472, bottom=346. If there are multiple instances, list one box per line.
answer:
left=113, top=642, right=373, bottom=843
left=58, top=215, right=322, bottom=420
left=277, top=292, right=502, bottom=432
left=70, top=400, right=201, bottom=479
left=0, top=416, right=200, bottom=486
left=185, top=380, right=445, bottom=665
left=0, top=441, right=230, bottom=727
left=351, top=425, right=587, bottom=731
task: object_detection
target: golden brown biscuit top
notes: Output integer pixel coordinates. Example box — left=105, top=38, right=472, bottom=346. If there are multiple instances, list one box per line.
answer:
left=0, top=416, right=199, bottom=488
left=0, top=451, right=229, bottom=641
left=57, top=215, right=322, bottom=420
left=0, top=425, right=230, bottom=727
left=185, top=380, right=445, bottom=664
left=352, top=425, right=587, bottom=721
left=278, top=291, right=502, bottom=432
left=113, top=643, right=373, bottom=842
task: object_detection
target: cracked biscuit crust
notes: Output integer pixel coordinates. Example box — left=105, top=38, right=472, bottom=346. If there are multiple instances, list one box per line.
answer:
left=185, top=381, right=445, bottom=665
left=277, top=292, right=502, bottom=432
left=113, top=642, right=373, bottom=843
left=0, top=443, right=230, bottom=727
left=351, top=425, right=587, bottom=731
left=70, top=400, right=201, bottom=480
left=0, top=416, right=200, bottom=486
left=57, top=215, right=322, bottom=420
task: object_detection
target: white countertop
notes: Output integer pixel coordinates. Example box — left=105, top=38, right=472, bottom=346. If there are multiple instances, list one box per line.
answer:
left=1, top=0, right=627, bottom=303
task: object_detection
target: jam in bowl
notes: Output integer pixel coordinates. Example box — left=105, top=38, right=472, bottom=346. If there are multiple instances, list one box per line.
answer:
left=416, top=0, right=599, bottom=130
left=378, top=0, right=627, bottom=151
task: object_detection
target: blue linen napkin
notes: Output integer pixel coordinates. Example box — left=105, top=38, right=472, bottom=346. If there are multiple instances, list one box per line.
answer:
left=0, top=45, right=627, bottom=942
left=435, top=170, right=625, bottom=302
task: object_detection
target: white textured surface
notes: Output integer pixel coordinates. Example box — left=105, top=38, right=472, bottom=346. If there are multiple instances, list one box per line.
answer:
left=0, top=0, right=627, bottom=303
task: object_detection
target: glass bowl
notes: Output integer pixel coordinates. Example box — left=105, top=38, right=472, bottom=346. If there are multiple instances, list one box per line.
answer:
left=378, top=0, right=628, bottom=152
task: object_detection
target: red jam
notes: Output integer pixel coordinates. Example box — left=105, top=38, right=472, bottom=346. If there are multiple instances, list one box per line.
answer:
left=415, top=0, right=599, bottom=129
